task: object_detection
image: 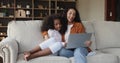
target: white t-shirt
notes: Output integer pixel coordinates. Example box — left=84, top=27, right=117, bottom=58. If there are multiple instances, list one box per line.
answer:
left=39, top=29, right=63, bottom=53
left=65, top=24, right=73, bottom=42
left=48, top=29, right=62, bottom=42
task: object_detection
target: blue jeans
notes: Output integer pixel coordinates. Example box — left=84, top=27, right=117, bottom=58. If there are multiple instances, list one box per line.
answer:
left=59, top=47, right=88, bottom=63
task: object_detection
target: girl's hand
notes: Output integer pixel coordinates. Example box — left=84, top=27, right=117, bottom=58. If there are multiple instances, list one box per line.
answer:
left=85, top=41, right=92, bottom=47
left=62, top=42, right=67, bottom=47
left=64, top=42, right=67, bottom=47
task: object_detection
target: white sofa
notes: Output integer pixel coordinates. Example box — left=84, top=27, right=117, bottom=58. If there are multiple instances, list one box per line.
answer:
left=0, top=20, right=120, bottom=63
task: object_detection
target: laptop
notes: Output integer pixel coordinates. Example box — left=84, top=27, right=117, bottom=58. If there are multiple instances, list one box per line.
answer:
left=65, top=33, right=92, bottom=49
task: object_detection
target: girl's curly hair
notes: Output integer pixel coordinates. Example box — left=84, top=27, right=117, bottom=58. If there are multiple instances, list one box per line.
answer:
left=41, top=14, right=67, bottom=35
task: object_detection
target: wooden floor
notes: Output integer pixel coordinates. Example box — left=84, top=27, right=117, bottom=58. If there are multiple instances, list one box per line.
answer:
left=0, top=57, right=3, bottom=63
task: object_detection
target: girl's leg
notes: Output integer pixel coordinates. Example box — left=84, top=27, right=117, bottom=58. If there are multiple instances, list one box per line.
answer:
left=39, top=38, right=56, bottom=50
left=28, top=46, right=41, bottom=54
left=30, top=38, right=56, bottom=53
left=24, top=38, right=56, bottom=59
left=49, top=42, right=63, bottom=54
left=74, top=47, right=88, bottom=63
left=24, top=45, right=41, bottom=60
left=26, top=48, right=52, bottom=61
left=59, top=48, right=74, bottom=58
left=25, top=42, right=63, bottom=61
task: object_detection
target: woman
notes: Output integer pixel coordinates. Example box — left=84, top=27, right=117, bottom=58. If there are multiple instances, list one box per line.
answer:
left=59, top=7, right=92, bottom=63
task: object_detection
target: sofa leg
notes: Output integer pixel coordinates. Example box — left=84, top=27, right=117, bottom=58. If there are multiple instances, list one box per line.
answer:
left=0, top=56, right=3, bottom=63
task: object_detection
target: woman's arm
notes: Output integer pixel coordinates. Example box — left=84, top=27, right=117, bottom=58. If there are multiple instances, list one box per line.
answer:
left=42, top=31, right=49, bottom=40
left=44, top=35, right=49, bottom=40
left=73, top=22, right=92, bottom=47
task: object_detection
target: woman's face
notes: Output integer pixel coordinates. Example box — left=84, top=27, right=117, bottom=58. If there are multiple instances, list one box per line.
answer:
left=67, top=9, right=76, bottom=23
left=54, top=19, right=62, bottom=31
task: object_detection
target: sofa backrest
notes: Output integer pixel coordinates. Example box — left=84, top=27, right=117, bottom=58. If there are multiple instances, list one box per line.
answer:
left=7, top=20, right=44, bottom=53
left=93, top=21, right=120, bottom=50
left=8, top=20, right=120, bottom=53
left=7, top=20, right=97, bottom=53
left=82, top=21, right=120, bottom=51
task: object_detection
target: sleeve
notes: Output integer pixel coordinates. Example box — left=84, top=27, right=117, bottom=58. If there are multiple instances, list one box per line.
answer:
left=48, top=29, right=54, bottom=37
left=78, top=23, right=92, bottom=52
left=41, top=31, right=49, bottom=39
left=71, top=22, right=85, bottom=34
left=77, top=23, right=85, bottom=33
left=72, top=22, right=92, bottom=52
left=42, top=31, right=48, bottom=36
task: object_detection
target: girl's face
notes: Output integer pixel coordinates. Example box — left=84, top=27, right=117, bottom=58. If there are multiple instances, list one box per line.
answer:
left=54, top=19, right=62, bottom=31
left=67, top=9, right=76, bottom=23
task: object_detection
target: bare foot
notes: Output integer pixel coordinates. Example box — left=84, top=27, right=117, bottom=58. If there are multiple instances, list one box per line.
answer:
left=24, top=56, right=30, bottom=61
left=24, top=51, right=31, bottom=61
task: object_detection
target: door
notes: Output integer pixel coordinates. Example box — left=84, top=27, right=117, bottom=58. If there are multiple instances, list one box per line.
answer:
left=116, top=0, right=120, bottom=21
left=105, top=0, right=116, bottom=21
left=105, top=0, right=120, bottom=21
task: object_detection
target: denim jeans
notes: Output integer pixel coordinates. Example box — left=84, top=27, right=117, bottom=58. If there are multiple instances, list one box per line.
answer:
left=59, top=47, right=88, bottom=63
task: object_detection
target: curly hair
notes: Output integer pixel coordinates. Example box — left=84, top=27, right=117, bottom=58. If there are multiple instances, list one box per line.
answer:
left=61, top=7, right=81, bottom=22
left=41, top=14, right=67, bottom=35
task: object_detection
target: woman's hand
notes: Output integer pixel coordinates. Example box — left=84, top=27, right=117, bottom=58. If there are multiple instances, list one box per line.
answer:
left=85, top=41, right=92, bottom=47
left=44, top=35, right=49, bottom=40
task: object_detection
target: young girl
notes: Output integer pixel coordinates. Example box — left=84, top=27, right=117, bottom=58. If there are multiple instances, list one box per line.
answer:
left=24, top=14, right=67, bottom=61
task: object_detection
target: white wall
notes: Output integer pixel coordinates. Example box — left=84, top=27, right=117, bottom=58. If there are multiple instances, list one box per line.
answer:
left=76, top=0, right=105, bottom=21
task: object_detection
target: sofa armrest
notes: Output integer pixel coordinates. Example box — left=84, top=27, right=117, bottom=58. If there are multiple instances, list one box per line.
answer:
left=0, top=37, right=18, bottom=63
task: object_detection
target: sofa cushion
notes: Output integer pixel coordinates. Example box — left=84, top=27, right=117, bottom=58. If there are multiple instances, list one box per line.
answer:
left=70, top=52, right=118, bottom=63
left=7, top=20, right=44, bottom=53
left=87, top=53, right=119, bottom=63
left=93, top=21, right=120, bottom=49
left=17, top=54, right=70, bottom=63
left=99, top=48, right=120, bottom=61
left=100, top=48, right=120, bottom=55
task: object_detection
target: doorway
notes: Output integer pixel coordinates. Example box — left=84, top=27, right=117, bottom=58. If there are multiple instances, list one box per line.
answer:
left=105, top=0, right=120, bottom=21
left=116, top=0, right=120, bottom=21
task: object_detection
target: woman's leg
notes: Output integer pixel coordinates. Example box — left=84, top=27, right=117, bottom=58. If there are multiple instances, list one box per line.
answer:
left=74, top=47, right=88, bottom=63
left=59, top=48, right=74, bottom=58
